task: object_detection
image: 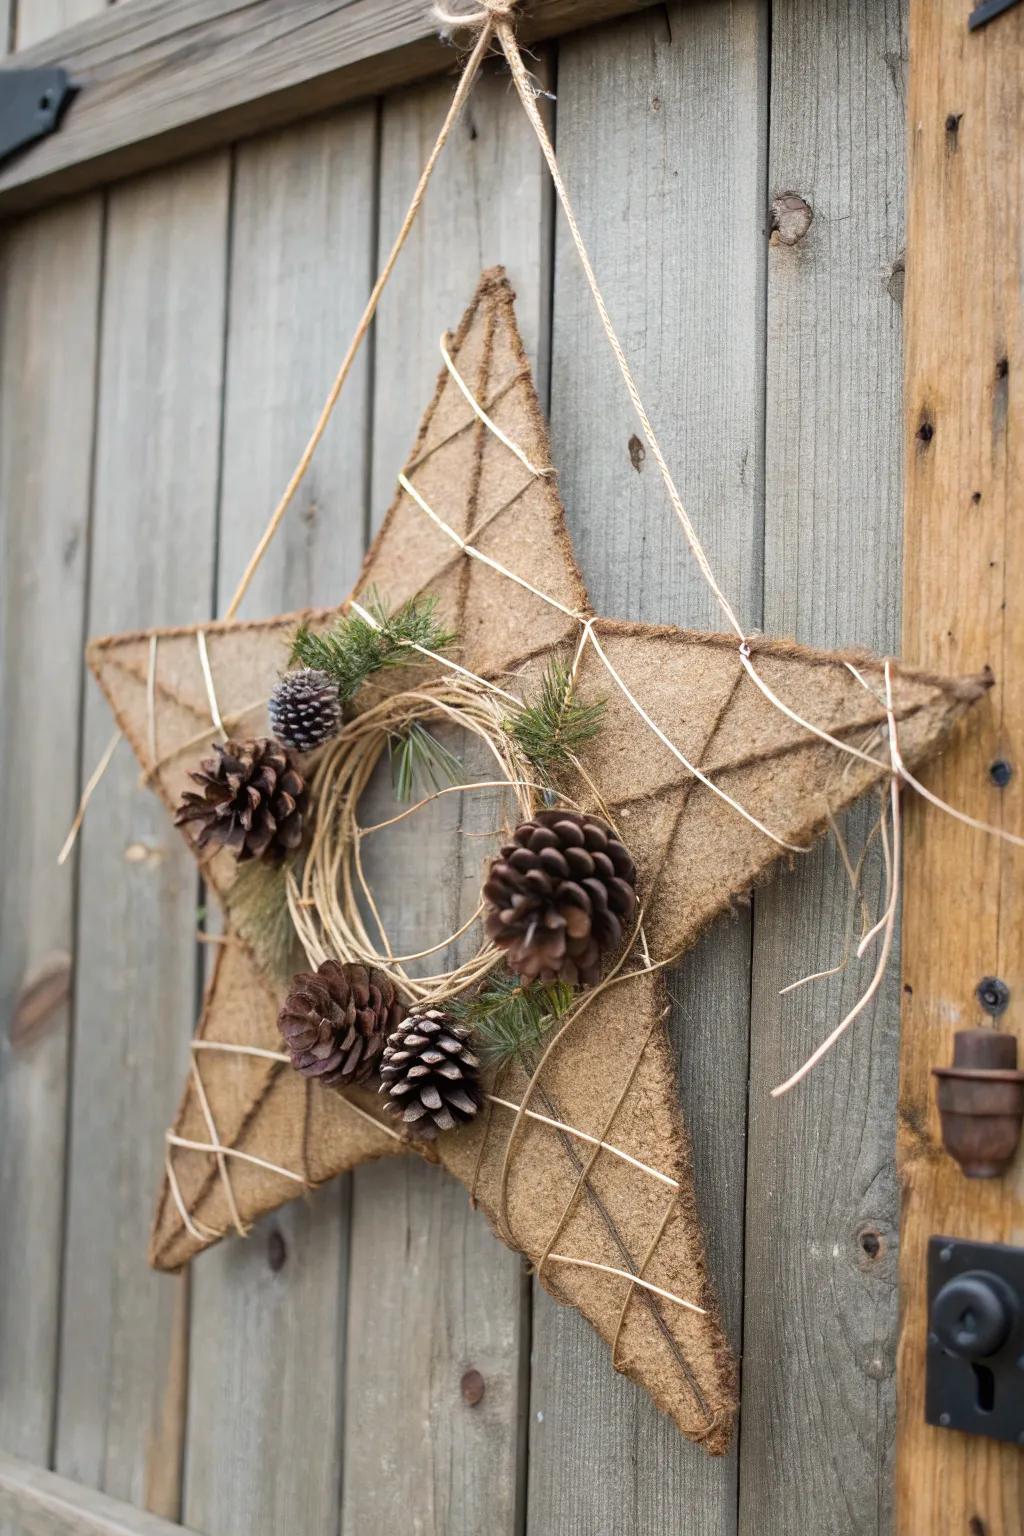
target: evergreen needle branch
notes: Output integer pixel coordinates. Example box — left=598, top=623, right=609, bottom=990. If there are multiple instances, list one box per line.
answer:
left=225, top=854, right=304, bottom=983
left=389, top=721, right=463, bottom=802
left=506, top=657, right=605, bottom=777
left=451, top=973, right=573, bottom=1069
left=290, top=589, right=456, bottom=704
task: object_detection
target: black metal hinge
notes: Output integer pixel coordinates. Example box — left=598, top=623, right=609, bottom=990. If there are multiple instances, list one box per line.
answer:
left=969, top=0, right=1024, bottom=29
left=0, top=66, right=74, bottom=167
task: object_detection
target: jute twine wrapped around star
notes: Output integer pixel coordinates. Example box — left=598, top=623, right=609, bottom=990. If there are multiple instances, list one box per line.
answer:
left=87, top=269, right=987, bottom=1454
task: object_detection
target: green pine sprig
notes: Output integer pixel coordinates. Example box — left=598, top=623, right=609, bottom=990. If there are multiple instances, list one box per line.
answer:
left=290, top=589, right=456, bottom=704
left=450, top=972, right=573, bottom=1070
left=507, top=657, right=606, bottom=778
left=225, top=855, right=303, bottom=983
left=389, top=721, right=463, bottom=802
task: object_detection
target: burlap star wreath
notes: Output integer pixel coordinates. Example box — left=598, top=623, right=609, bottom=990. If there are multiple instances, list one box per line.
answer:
left=83, top=268, right=989, bottom=1455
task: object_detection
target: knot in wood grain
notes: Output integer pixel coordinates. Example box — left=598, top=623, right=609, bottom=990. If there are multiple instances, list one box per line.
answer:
left=769, top=192, right=813, bottom=246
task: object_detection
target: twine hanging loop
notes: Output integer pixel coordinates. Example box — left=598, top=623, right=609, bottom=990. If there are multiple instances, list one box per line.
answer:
left=433, top=0, right=519, bottom=30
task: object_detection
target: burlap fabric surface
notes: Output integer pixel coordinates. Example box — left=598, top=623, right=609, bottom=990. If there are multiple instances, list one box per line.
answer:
left=88, top=269, right=986, bottom=1454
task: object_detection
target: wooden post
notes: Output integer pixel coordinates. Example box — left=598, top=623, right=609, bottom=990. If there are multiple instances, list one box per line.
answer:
left=899, top=1, right=1024, bottom=1531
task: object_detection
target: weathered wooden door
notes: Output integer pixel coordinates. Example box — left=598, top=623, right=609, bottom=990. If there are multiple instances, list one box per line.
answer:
left=1, top=2, right=1019, bottom=1533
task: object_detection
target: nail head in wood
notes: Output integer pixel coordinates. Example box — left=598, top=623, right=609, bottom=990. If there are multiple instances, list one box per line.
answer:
left=460, top=1368, right=485, bottom=1406
left=976, top=977, right=1009, bottom=1016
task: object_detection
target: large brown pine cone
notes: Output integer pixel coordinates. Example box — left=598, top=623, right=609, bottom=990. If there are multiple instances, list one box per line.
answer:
left=278, top=960, right=404, bottom=1087
left=174, top=737, right=307, bottom=862
left=379, top=1009, right=480, bottom=1140
left=483, top=810, right=637, bottom=987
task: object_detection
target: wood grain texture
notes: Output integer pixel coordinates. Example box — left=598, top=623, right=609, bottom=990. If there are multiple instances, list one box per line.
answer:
left=0, top=0, right=660, bottom=213
left=339, top=63, right=552, bottom=1536
left=0, top=1452, right=194, bottom=1536
left=54, top=153, right=230, bottom=1518
left=14, top=0, right=109, bottom=50
left=527, top=6, right=766, bottom=1529
left=0, top=193, right=101, bottom=1493
left=182, top=106, right=377, bottom=1536
left=741, top=1, right=907, bottom=1531
left=898, top=2, right=1024, bottom=1531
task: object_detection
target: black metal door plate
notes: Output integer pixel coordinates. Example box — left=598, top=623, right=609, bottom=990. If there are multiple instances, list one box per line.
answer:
left=969, top=0, right=1024, bottom=28
left=0, top=67, right=74, bottom=167
left=926, top=1235, right=1024, bottom=1445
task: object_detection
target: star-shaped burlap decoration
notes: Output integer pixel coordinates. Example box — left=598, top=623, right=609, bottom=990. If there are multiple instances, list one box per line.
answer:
left=87, top=268, right=985, bottom=1456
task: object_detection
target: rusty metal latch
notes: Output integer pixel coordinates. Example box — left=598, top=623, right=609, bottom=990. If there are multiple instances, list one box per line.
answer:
left=933, top=1029, right=1024, bottom=1178
left=0, top=66, right=74, bottom=167
left=926, top=1236, right=1024, bottom=1446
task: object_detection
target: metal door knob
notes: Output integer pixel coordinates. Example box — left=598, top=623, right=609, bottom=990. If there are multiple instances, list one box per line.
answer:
left=931, top=1271, right=1015, bottom=1359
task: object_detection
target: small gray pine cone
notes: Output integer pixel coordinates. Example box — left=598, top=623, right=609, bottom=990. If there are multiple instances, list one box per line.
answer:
left=268, top=668, right=342, bottom=752
left=482, top=810, right=637, bottom=987
left=278, top=960, right=404, bottom=1087
left=174, top=737, right=307, bottom=862
left=379, top=1009, right=480, bottom=1140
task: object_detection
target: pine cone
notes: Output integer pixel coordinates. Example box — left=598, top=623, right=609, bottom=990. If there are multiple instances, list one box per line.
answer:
left=278, top=960, right=403, bottom=1086
left=483, top=810, right=637, bottom=987
left=174, top=737, right=307, bottom=862
left=268, top=668, right=342, bottom=753
left=379, top=1009, right=480, bottom=1139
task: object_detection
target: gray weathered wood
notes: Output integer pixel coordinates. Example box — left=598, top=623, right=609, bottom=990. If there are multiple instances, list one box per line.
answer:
left=0, top=0, right=662, bottom=213
left=339, top=62, right=553, bottom=1536
left=55, top=152, right=230, bottom=1519
left=0, top=194, right=101, bottom=1505
left=0, top=1453, right=194, bottom=1536
left=182, top=105, right=377, bottom=1536
left=14, top=0, right=110, bottom=50
left=740, top=2, right=906, bottom=1531
left=527, top=5, right=766, bottom=1529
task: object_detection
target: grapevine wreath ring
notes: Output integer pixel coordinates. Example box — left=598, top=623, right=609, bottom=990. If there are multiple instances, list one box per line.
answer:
left=288, top=671, right=548, bottom=1001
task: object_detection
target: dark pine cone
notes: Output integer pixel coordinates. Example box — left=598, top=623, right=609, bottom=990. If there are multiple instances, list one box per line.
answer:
left=379, top=1009, right=480, bottom=1140
left=174, top=737, right=307, bottom=863
left=278, top=960, right=404, bottom=1087
left=268, top=668, right=342, bottom=753
left=482, top=810, right=637, bottom=987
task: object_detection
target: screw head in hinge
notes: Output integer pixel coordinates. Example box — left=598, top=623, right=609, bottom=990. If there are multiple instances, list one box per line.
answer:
left=977, top=978, right=1010, bottom=1017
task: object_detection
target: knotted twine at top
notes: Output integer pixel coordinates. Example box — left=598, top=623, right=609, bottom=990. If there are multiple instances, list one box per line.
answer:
left=433, top=0, right=520, bottom=29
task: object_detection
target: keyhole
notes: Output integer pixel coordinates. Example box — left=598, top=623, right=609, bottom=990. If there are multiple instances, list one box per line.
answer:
left=971, top=1362, right=995, bottom=1413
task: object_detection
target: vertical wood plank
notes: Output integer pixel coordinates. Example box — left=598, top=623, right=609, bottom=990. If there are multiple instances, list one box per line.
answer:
left=898, top=3, right=1024, bottom=1531
left=14, top=0, right=109, bottom=49
left=529, top=5, right=766, bottom=1530
left=340, top=63, right=551, bottom=1536
left=0, top=194, right=101, bottom=1481
left=55, top=152, right=230, bottom=1518
left=741, top=1, right=907, bottom=1531
left=182, top=106, right=377, bottom=1536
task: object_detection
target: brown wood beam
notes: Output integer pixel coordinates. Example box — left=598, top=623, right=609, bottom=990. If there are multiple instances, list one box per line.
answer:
left=0, top=0, right=656, bottom=213
left=899, top=0, right=1024, bottom=1531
